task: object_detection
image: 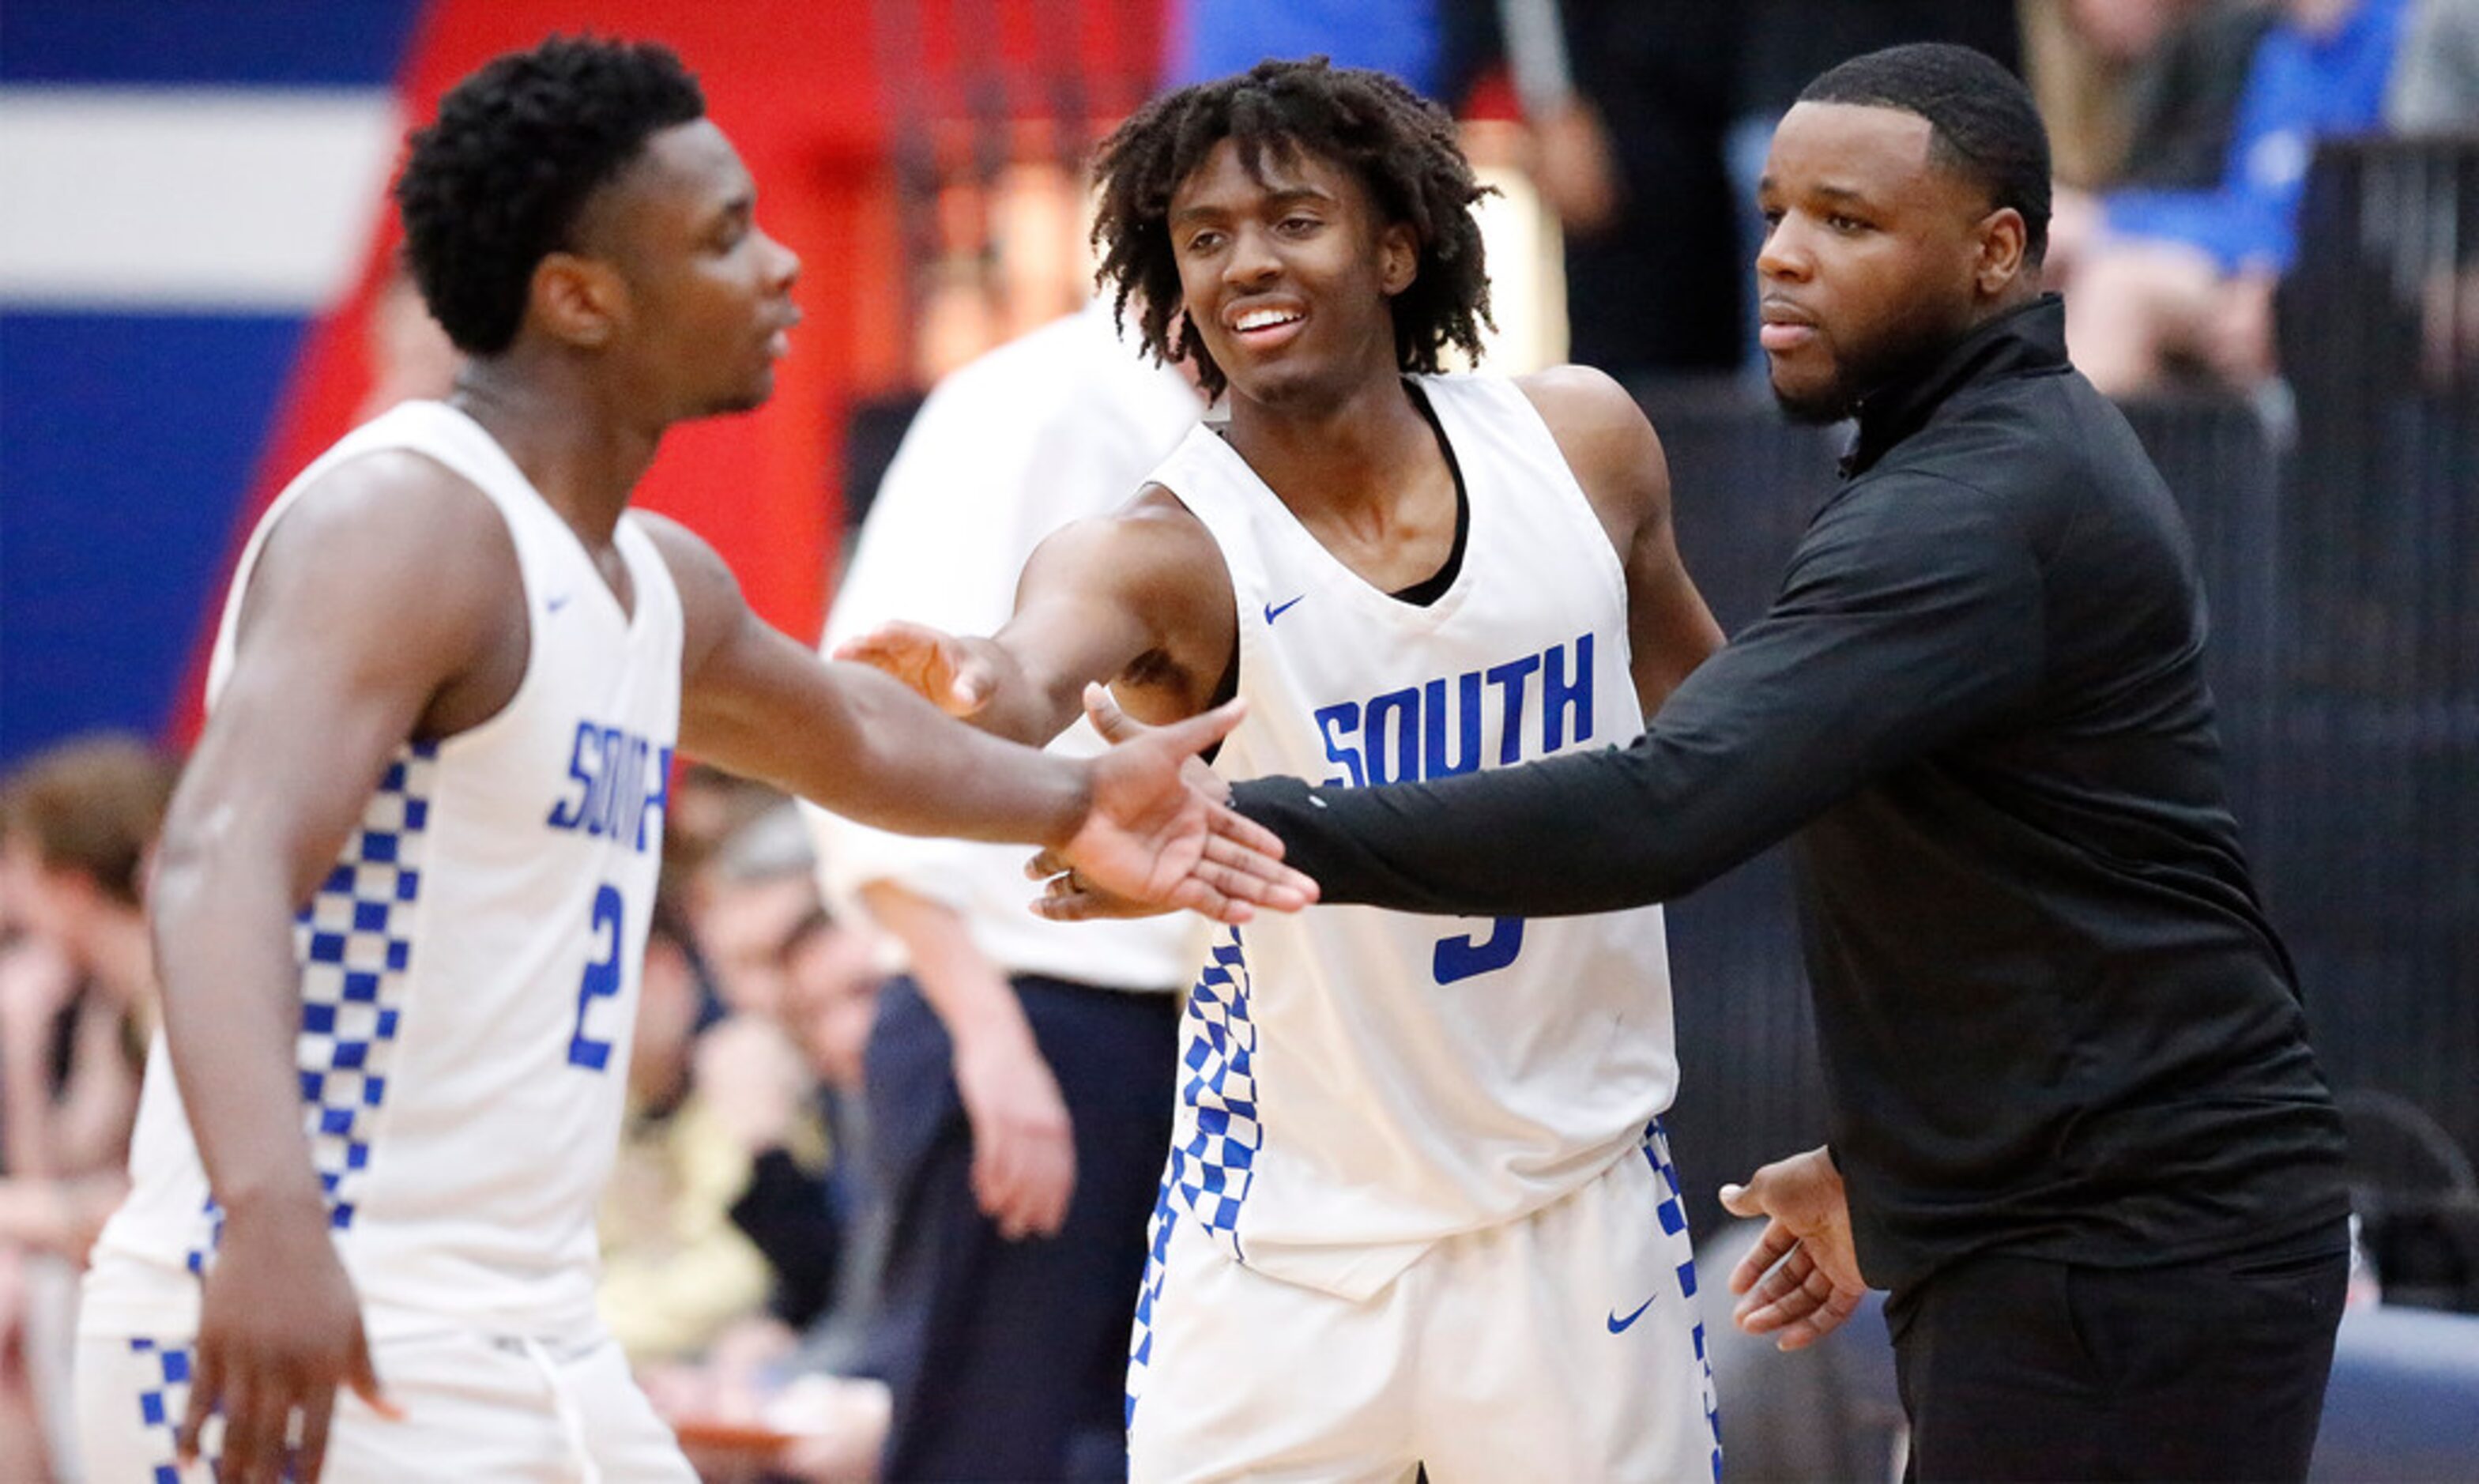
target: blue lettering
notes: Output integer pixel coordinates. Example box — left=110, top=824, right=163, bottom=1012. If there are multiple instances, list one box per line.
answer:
left=1315, top=702, right=1366, bottom=789
left=1364, top=687, right=1422, bottom=785
left=1423, top=672, right=1483, bottom=778
left=636, top=746, right=672, bottom=852
left=1543, top=634, right=1593, bottom=753
left=1486, top=655, right=1539, bottom=764
left=545, top=721, right=597, bottom=829
left=1434, top=917, right=1526, bottom=982
left=548, top=722, right=668, bottom=853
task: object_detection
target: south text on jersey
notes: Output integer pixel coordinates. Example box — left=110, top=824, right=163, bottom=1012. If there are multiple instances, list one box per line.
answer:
left=545, top=720, right=671, bottom=852
left=1313, top=632, right=1600, bottom=789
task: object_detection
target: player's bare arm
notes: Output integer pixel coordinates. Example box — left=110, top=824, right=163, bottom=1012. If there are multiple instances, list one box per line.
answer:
left=643, top=514, right=1306, bottom=920
left=154, top=454, right=516, bottom=1480
left=839, top=490, right=1237, bottom=744
left=1519, top=366, right=1726, bottom=714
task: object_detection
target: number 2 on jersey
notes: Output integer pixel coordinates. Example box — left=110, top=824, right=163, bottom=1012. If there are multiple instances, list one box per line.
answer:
left=567, top=884, right=625, bottom=1071
left=1434, top=916, right=1524, bottom=983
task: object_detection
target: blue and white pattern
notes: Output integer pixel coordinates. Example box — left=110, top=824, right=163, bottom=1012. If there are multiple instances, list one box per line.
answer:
left=177, top=741, right=433, bottom=1272
left=295, top=740, right=433, bottom=1231
left=1166, top=928, right=1260, bottom=1260
left=125, top=1337, right=198, bottom=1483
left=1641, top=1120, right=1724, bottom=1482
left=1124, top=1162, right=1181, bottom=1431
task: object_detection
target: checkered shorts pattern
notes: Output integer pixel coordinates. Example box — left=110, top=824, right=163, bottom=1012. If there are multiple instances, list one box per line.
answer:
left=1165, top=928, right=1260, bottom=1262
left=123, top=1337, right=198, bottom=1482
left=183, top=743, right=435, bottom=1273
left=1641, top=1119, right=1723, bottom=1482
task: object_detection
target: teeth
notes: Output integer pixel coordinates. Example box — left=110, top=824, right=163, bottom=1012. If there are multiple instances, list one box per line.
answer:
left=1235, top=308, right=1299, bottom=332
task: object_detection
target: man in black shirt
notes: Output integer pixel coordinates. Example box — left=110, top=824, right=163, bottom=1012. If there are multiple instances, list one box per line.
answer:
left=1062, top=43, right=2352, bottom=1482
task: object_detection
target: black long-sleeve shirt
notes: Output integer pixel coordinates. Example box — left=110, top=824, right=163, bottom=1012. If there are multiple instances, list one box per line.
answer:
left=1231, top=296, right=2349, bottom=1290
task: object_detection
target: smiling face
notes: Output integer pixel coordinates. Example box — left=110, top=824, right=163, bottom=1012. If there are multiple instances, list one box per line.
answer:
left=1166, top=137, right=1417, bottom=411
left=1755, top=101, right=2027, bottom=424
left=572, top=118, right=803, bottom=419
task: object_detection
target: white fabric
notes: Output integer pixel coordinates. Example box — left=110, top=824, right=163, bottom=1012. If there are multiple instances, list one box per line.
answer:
left=809, top=299, right=1204, bottom=990
left=83, top=400, right=684, bottom=1343
left=1127, top=1131, right=1720, bottom=1483
left=74, top=1326, right=694, bottom=1482
left=1146, top=371, right=1680, bottom=1301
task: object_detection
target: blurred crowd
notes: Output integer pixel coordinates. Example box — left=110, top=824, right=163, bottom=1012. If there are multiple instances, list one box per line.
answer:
left=3, top=2, right=2471, bottom=1481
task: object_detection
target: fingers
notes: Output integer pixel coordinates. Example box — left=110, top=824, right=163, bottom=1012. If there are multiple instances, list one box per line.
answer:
left=220, top=1363, right=294, bottom=1483
left=1773, top=1283, right=1866, bottom=1351
left=1151, top=696, right=1248, bottom=759
left=972, top=1128, right=1076, bottom=1241
left=1083, top=681, right=1143, bottom=742
left=1726, top=1213, right=1796, bottom=1298
left=177, top=1343, right=221, bottom=1465
left=1197, top=830, right=1318, bottom=909
left=295, top=1392, right=336, bottom=1484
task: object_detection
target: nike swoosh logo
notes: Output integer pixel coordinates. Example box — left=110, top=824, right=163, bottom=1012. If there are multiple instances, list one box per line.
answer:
left=1607, top=1296, right=1656, bottom=1334
left=1264, top=595, right=1305, bottom=623
left=547, top=593, right=574, bottom=613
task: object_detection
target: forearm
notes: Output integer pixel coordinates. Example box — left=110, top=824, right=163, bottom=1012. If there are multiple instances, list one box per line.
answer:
left=1230, top=726, right=1792, bottom=917
left=688, top=636, right=1093, bottom=849
left=149, top=833, right=328, bottom=1218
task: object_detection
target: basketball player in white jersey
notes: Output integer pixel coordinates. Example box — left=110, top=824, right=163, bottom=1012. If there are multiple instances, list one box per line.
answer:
left=838, top=59, right=1728, bottom=1482
left=71, top=39, right=1309, bottom=1484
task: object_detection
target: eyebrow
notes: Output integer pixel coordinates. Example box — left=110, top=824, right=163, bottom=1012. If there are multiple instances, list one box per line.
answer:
left=1170, top=182, right=1338, bottom=227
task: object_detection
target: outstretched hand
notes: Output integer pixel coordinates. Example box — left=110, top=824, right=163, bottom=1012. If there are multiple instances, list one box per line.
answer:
left=1051, top=686, right=1316, bottom=925
left=833, top=620, right=996, bottom=718
left=1720, top=1145, right=1871, bottom=1351
left=1030, top=684, right=1238, bottom=921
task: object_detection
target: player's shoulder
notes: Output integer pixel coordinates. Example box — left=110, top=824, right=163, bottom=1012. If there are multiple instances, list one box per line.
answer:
left=262, top=443, right=513, bottom=589
left=1030, top=484, right=1221, bottom=575
left=1511, top=363, right=1650, bottom=440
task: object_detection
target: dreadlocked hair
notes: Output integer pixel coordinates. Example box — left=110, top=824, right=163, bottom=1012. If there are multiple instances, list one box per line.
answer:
left=1089, top=57, right=1494, bottom=398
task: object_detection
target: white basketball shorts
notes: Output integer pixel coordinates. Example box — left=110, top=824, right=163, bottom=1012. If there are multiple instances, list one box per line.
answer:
left=1127, top=1122, right=1723, bottom=1483
left=74, top=1322, right=695, bottom=1482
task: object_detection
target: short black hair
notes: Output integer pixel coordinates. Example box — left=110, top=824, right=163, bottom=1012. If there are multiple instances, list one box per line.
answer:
left=1799, top=43, right=2052, bottom=265
left=1089, top=57, right=1494, bottom=398
left=395, top=36, right=705, bottom=355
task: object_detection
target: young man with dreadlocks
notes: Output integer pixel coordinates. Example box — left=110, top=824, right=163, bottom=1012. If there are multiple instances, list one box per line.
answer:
left=838, top=58, right=1727, bottom=1479
left=70, top=37, right=1305, bottom=1484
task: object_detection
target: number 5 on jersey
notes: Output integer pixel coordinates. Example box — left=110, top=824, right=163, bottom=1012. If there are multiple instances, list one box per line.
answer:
left=567, top=884, right=625, bottom=1071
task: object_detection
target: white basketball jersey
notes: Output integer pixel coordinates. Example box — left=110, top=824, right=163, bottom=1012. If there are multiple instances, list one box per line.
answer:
left=1151, top=373, right=1678, bottom=1301
left=84, top=401, right=684, bottom=1341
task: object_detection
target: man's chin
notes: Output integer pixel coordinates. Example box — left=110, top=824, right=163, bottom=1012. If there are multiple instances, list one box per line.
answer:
left=1769, top=376, right=1852, bottom=426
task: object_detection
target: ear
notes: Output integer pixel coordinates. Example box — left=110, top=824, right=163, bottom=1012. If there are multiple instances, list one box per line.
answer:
left=530, top=251, right=630, bottom=349
left=1973, top=207, right=2029, bottom=298
left=1377, top=222, right=1418, bottom=298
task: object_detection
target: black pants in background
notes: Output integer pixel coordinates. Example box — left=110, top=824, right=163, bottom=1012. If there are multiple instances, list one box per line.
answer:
left=1886, top=1228, right=2349, bottom=1482
left=861, top=974, right=1181, bottom=1482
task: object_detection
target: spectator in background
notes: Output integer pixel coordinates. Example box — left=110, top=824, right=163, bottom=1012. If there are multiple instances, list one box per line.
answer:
left=2389, top=0, right=2479, bottom=130
left=2022, top=0, right=2225, bottom=189
left=595, top=891, right=777, bottom=1371
left=812, top=296, right=1204, bottom=1481
left=2055, top=0, right=2413, bottom=396
left=0, top=734, right=175, bottom=1482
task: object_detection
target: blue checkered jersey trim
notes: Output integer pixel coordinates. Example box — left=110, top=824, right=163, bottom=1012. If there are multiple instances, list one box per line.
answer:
left=185, top=741, right=436, bottom=1274
left=1166, top=928, right=1261, bottom=1263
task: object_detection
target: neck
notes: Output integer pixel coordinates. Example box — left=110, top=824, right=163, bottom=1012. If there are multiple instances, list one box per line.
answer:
left=1222, top=369, right=1437, bottom=517
left=1963, top=274, right=2043, bottom=337
left=449, top=352, right=668, bottom=547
